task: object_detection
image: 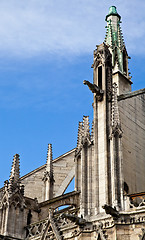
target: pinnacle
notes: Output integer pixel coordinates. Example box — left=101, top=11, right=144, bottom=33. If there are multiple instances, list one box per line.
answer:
left=104, top=7, right=128, bottom=75
left=8, top=154, right=21, bottom=194
left=47, top=144, right=53, bottom=163
left=46, top=143, right=53, bottom=175
left=9, top=154, right=20, bottom=185
left=76, top=116, right=91, bottom=154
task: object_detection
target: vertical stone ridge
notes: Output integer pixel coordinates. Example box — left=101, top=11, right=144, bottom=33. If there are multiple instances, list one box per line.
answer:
left=110, top=83, right=124, bottom=209
left=91, top=120, right=94, bottom=142
left=9, top=154, right=20, bottom=192
left=112, top=83, right=120, bottom=129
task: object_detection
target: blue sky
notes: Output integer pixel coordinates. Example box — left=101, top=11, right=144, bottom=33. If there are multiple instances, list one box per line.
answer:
left=0, top=0, right=145, bottom=187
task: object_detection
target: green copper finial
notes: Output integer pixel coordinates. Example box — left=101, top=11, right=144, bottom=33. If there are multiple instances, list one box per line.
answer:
left=109, top=6, right=117, bottom=14
left=105, top=6, right=121, bottom=21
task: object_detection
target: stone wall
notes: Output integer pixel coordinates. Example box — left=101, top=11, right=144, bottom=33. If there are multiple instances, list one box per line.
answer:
left=118, top=89, right=145, bottom=194
left=21, top=166, right=45, bottom=202
left=21, top=149, right=75, bottom=202
left=53, top=149, right=75, bottom=197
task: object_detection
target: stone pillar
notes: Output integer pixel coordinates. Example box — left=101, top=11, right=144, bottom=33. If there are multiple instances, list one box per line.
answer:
left=80, top=143, right=88, bottom=216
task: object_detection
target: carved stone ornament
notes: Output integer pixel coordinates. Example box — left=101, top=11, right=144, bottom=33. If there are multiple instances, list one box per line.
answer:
left=75, top=116, right=92, bottom=156
left=92, top=43, right=112, bottom=70
left=83, top=80, right=104, bottom=102
left=94, top=222, right=108, bottom=239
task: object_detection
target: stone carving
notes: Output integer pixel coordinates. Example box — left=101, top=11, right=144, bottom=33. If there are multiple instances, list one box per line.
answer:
left=102, top=204, right=120, bottom=219
left=61, top=213, right=86, bottom=226
left=75, top=116, right=92, bottom=156
left=43, top=144, right=54, bottom=183
left=94, top=222, right=108, bottom=239
left=106, top=67, right=112, bottom=101
left=83, top=80, right=104, bottom=101
left=110, top=83, right=123, bottom=138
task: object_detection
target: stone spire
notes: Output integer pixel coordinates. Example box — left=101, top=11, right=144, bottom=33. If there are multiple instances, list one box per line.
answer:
left=46, top=144, right=53, bottom=181
left=104, top=6, right=129, bottom=76
left=9, top=154, right=20, bottom=192
left=43, top=144, right=54, bottom=200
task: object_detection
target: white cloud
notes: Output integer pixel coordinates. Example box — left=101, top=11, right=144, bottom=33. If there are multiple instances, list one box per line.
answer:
left=0, top=0, right=144, bottom=58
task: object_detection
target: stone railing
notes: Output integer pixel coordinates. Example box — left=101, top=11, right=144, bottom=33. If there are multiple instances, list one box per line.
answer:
left=26, top=218, right=49, bottom=239
left=128, top=192, right=145, bottom=208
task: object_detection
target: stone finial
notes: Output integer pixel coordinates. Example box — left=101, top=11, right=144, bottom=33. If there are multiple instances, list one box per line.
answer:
left=9, top=154, right=20, bottom=192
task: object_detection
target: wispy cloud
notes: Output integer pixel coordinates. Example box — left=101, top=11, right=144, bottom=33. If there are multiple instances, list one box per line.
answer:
left=0, top=0, right=144, bottom=58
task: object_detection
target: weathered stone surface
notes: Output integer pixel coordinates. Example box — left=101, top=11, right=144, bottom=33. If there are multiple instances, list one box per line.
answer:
left=1, top=6, right=145, bottom=240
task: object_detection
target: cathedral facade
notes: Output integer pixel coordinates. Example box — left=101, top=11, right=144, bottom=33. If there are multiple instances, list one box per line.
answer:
left=0, top=6, right=145, bottom=240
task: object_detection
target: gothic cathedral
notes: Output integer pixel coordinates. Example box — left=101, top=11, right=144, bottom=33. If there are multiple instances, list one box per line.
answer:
left=0, top=6, right=145, bottom=240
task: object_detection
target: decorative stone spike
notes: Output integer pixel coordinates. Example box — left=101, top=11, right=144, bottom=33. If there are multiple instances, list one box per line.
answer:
left=46, top=144, right=53, bottom=171
left=43, top=144, right=54, bottom=200
left=46, top=144, right=53, bottom=181
left=9, top=154, right=20, bottom=192
left=77, top=121, right=83, bottom=150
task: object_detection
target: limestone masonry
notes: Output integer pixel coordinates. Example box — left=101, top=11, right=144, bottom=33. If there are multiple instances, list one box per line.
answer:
left=0, top=6, right=145, bottom=240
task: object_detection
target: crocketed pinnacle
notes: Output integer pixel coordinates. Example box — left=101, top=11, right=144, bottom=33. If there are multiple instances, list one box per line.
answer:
left=76, top=122, right=83, bottom=150
left=76, top=116, right=91, bottom=154
left=46, top=144, right=53, bottom=179
left=104, top=6, right=127, bottom=74
left=9, top=154, right=20, bottom=186
left=83, top=116, right=90, bottom=140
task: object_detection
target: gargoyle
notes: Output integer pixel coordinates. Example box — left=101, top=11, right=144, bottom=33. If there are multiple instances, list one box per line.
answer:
left=61, top=213, right=86, bottom=226
left=83, top=80, right=104, bottom=101
left=102, top=204, right=120, bottom=219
